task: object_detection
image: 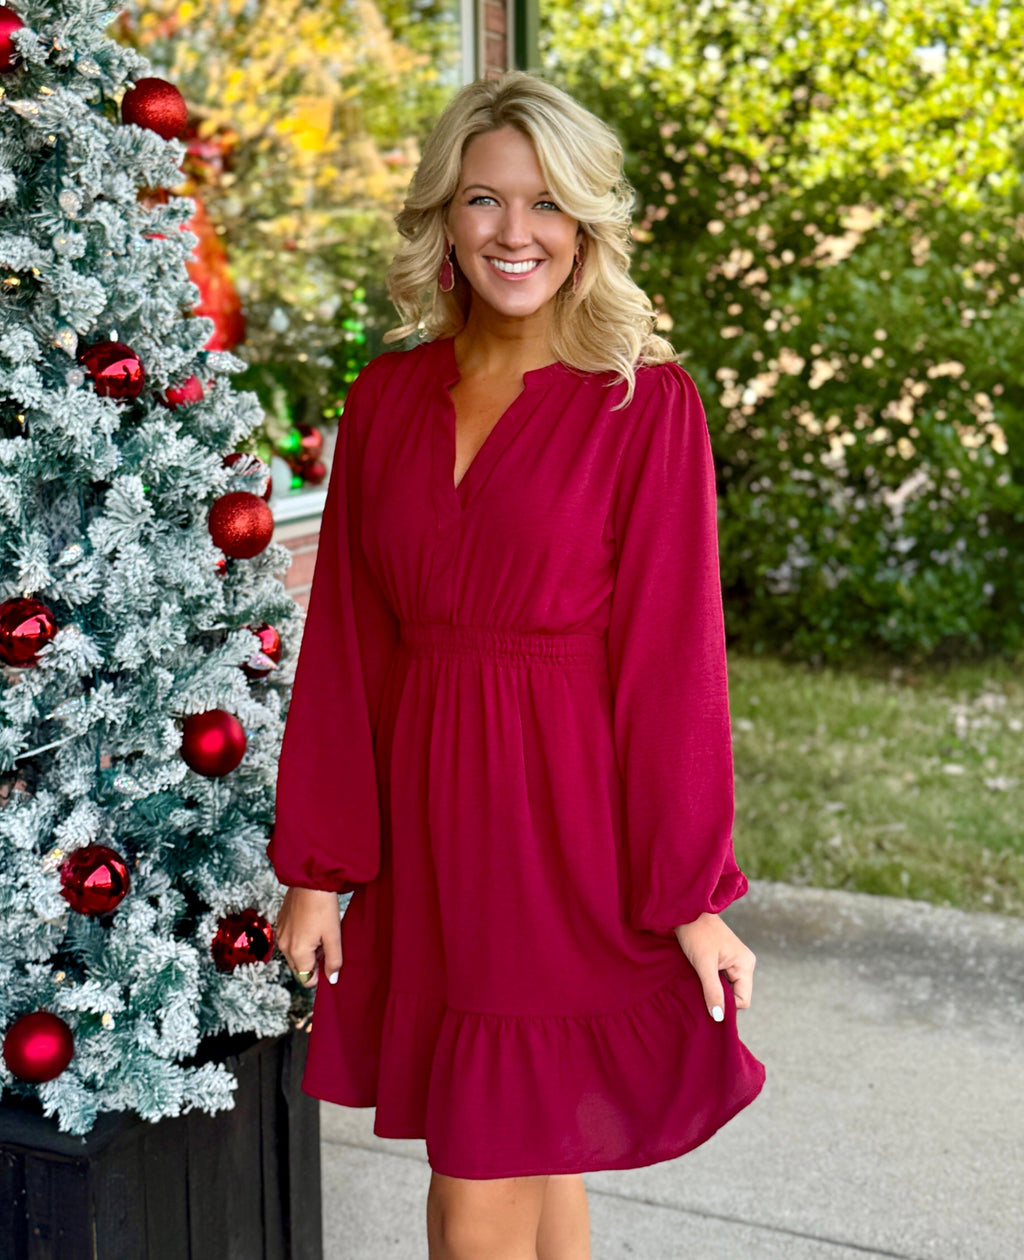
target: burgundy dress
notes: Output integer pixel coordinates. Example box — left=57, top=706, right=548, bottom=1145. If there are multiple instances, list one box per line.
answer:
left=268, top=335, right=765, bottom=1179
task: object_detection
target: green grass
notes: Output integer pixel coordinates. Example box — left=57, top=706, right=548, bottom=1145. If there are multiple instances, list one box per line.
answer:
left=728, top=654, right=1024, bottom=917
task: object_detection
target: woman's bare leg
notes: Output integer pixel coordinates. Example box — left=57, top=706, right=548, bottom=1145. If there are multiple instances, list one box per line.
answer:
left=426, top=1171, right=549, bottom=1260
left=536, top=1174, right=591, bottom=1260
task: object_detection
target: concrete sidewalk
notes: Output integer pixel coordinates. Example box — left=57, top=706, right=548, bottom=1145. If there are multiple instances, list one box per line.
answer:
left=319, top=882, right=1024, bottom=1259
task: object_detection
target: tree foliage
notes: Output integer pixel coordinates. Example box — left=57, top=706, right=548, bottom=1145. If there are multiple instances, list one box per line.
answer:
left=116, top=0, right=460, bottom=435
left=543, top=0, right=1024, bottom=660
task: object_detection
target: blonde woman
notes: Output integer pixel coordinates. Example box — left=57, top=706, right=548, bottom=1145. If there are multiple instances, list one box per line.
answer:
left=271, top=71, right=765, bottom=1259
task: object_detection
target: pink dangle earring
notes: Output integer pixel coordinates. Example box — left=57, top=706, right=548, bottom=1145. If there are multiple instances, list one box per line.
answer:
left=572, top=247, right=584, bottom=294
left=438, top=242, right=455, bottom=293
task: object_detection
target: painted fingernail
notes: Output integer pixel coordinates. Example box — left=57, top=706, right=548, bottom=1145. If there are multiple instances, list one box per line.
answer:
left=711, top=1005, right=724, bottom=1022
left=328, top=971, right=339, bottom=985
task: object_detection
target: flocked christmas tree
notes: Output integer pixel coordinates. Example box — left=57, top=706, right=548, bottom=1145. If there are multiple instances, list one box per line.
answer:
left=0, top=1, right=305, bottom=1133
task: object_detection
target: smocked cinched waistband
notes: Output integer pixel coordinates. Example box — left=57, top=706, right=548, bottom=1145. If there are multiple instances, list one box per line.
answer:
left=398, top=622, right=606, bottom=669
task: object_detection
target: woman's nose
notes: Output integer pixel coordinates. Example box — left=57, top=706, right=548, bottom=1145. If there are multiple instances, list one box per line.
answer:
left=494, top=206, right=532, bottom=247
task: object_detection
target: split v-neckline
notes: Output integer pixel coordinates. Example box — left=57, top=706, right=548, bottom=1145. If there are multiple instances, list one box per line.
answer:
left=436, top=337, right=568, bottom=515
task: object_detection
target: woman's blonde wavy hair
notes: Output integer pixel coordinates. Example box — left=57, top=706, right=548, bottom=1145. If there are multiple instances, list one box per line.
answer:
left=382, top=70, right=683, bottom=410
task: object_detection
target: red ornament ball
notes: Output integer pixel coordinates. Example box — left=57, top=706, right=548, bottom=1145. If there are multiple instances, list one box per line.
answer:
left=120, top=77, right=188, bottom=141
left=302, top=460, right=327, bottom=486
left=0, top=597, right=58, bottom=667
left=208, top=492, right=274, bottom=559
left=241, top=622, right=282, bottom=680
left=181, top=709, right=247, bottom=777
left=78, top=342, right=146, bottom=401
left=211, top=909, right=275, bottom=972
left=294, top=424, right=323, bottom=469
left=164, top=376, right=204, bottom=408
left=3, top=1011, right=74, bottom=1083
left=214, top=557, right=228, bottom=578
left=59, top=844, right=130, bottom=917
left=0, top=8, right=25, bottom=74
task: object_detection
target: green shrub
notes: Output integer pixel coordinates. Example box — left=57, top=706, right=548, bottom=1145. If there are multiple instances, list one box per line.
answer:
left=695, top=191, right=1024, bottom=662
left=544, top=0, right=1024, bottom=661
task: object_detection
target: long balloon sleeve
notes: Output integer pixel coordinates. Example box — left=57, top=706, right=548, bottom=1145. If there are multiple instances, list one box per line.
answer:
left=268, top=359, right=399, bottom=891
left=606, top=363, right=748, bottom=935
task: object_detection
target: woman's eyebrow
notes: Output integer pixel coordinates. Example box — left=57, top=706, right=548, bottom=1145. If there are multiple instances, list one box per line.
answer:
left=463, top=184, right=553, bottom=196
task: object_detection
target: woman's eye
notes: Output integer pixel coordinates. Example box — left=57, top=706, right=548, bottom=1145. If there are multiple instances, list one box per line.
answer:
left=468, top=196, right=561, bottom=211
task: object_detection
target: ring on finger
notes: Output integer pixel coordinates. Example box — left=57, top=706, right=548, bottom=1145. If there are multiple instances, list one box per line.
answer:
left=293, top=967, right=315, bottom=983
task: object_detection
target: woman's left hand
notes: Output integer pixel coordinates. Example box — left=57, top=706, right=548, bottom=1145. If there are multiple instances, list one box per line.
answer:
left=673, top=912, right=756, bottom=1022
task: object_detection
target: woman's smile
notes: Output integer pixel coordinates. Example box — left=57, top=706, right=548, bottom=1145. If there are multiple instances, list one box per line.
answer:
left=486, top=258, right=545, bottom=279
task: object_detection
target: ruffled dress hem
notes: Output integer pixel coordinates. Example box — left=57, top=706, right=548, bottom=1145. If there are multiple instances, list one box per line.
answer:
left=303, top=964, right=766, bottom=1179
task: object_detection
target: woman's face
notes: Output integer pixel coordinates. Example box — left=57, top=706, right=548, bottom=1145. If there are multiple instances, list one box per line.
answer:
left=445, top=126, right=582, bottom=325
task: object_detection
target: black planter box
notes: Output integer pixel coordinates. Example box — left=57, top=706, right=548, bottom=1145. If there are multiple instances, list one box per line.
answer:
left=0, top=1027, right=322, bottom=1260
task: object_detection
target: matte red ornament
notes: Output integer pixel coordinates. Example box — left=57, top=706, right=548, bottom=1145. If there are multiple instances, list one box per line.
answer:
left=59, top=844, right=130, bottom=916
left=210, top=909, right=275, bottom=972
left=208, top=492, right=274, bottom=559
left=0, top=7, right=25, bottom=74
left=3, top=1012, right=74, bottom=1083
left=293, top=424, right=323, bottom=469
left=223, top=452, right=272, bottom=500
left=120, top=77, right=188, bottom=141
left=78, top=342, right=146, bottom=401
left=302, top=460, right=327, bottom=486
left=241, top=622, right=282, bottom=680
left=0, top=597, right=58, bottom=666
left=164, top=375, right=204, bottom=408
left=181, top=709, right=247, bottom=776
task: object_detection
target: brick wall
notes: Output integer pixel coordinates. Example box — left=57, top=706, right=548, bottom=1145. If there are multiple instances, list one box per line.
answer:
left=272, top=521, right=321, bottom=613
left=483, top=0, right=508, bottom=77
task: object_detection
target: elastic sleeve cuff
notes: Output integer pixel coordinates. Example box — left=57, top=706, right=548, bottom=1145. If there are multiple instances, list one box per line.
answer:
left=265, top=837, right=365, bottom=896
left=630, top=869, right=749, bottom=936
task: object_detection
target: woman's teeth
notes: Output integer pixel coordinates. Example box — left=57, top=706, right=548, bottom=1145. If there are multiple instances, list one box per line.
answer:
left=488, top=259, right=542, bottom=275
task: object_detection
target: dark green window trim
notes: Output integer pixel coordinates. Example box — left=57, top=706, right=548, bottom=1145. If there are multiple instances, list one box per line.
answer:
left=513, top=0, right=540, bottom=73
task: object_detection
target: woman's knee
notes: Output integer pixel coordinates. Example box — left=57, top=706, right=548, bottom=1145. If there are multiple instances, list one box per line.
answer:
left=428, top=1171, right=548, bottom=1259
left=536, top=1174, right=590, bottom=1260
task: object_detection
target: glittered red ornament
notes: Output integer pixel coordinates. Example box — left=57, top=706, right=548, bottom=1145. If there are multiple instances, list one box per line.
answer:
left=181, top=709, right=247, bottom=776
left=0, top=597, right=58, bottom=666
left=164, top=375, right=204, bottom=408
left=0, top=8, right=25, bottom=74
left=120, top=77, right=188, bottom=141
left=302, top=460, right=327, bottom=486
left=78, top=342, right=146, bottom=401
left=223, top=452, right=272, bottom=501
left=208, top=492, right=274, bottom=559
left=210, top=909, right=275, bottom=972
left=3, top=1011, right=74, bottom=1083
left=59, top=844, right=130, bottom=916
left=241, top=622, right=282, bottom=680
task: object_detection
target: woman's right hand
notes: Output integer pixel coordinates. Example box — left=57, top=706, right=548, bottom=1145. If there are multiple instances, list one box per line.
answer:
left=275, top=887, right=343, bottom=990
